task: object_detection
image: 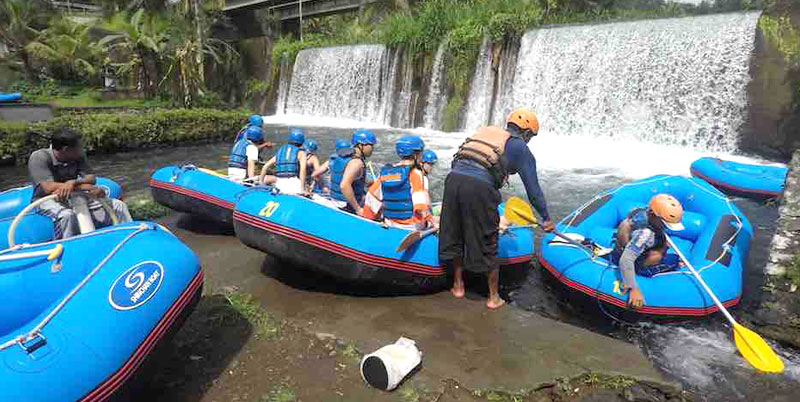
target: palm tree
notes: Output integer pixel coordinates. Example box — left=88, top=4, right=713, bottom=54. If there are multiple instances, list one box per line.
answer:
left=26, top=17, right=103, bottom=82
left=99, top=9, right=169, bottom=97
left=0, top=0, right=54, bottom=79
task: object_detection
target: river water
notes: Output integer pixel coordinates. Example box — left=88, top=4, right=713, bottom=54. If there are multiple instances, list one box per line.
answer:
left=1, top=121, right=799, bottom=401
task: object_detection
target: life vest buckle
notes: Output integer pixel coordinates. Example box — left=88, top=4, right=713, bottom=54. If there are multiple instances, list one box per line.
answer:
left=17, top=332, right=47, bottom=354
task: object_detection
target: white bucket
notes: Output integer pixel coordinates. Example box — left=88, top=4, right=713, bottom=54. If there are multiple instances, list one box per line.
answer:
left=71, top=196, right=95, bottom=234
left=360, top=337, right=422, bottom=391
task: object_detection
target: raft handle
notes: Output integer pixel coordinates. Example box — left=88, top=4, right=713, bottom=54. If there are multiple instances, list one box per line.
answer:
left=17, top=333, right=47, bottom=354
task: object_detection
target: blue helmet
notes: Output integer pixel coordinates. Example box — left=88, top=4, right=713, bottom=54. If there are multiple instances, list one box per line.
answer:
left=248, top=114, right=263, bottom=128
left=351, top=129, right=377, bottom=146
left=395, top=135, right=425, bottom=158
left=422, top=149, right=438, bottom=163
left=245, top=126, right=264, bottom=143
left=303, top=139, right=318, bottom=154
left=288, top=128, right=305, bottom=146
left=335, top=138, right=353, bottom=157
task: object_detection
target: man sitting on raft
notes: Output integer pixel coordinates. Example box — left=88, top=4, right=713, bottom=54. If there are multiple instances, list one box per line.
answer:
left=228, top=126, right=266, bottom=183
left=361, top=135, right=435, bottom=230
left=302, top=139, right=326, bottom=193
left=233, top=114, right=275, bottom=149
left=28, top=128, right=132, bottom=239
left=258, top=128, right=308, bottom=195
left=328, top=130, right=376, bottom=214
left=613, top=194, right=685, bottom=309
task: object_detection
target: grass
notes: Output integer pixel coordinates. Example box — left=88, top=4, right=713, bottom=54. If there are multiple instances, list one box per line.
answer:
left=786, top=252, right=800, bottom=289
left=225, top=291, right=282, bottom=339
left=398, top=387, right=420, bottom=402
left=127, top=197, right=171, bottom=221
left=262, top=384, right=296, bottom=402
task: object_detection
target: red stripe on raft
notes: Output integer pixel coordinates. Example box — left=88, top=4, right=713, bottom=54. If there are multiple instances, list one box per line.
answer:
left=538, top=255, right=740, bottom=317
left=234, top=211, right=445, bottom=276
left=80, top=270, right=204, bottom=402
left=690, top=168, right=780, bottom=198
left=149, top=179, right=234, bottom=210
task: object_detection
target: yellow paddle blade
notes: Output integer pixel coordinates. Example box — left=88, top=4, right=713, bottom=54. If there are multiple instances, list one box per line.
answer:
left=198, top=167, right=227, bottom=178
left=733, top=323, right=784, bottom=373
left=504, top=197, right=538, bottom=226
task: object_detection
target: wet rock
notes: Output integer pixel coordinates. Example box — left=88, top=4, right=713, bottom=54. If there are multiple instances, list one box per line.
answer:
left=751, top=308, right=782, bottom=326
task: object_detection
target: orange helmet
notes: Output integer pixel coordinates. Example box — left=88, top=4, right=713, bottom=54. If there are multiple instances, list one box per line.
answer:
left=648, top=194, right=684, bottom=231
left=507, top=108, right=539, bottom=135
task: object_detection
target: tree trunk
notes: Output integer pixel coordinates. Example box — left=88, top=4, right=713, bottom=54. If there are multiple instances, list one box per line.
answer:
left=192, top=0, right=204, bottom=88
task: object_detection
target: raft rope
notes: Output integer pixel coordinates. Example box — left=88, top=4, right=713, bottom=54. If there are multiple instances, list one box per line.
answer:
left=0, top=224, right=150, bottom=352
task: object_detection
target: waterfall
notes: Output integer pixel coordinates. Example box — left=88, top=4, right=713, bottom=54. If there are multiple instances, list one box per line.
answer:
left=285, top=45, right=389, bottom=123
left=506, top=12, right=761, bottom=152
left=392, top=49, right=416, bottom=128
left=275, top=54, right=291, bottom=114
left=423, top=42, right=448, bottom=130
left=490, top=37, right=521, bottom=126
left=379, top=48, right=402, bottom=125
left=463, top=37, right=495, bottom=132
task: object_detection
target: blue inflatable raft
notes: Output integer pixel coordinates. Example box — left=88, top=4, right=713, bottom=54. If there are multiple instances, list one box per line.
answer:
left=233, top=187, right=534, bottom=293
left=538, top=175, right=752, bottom=317
left=150, top=165, right=248, bottom=225
left=0, top=182, right=203, bottom=400
left=690, top=157, right=788, bottom=199
left=0, top=92, right=22, bottom=102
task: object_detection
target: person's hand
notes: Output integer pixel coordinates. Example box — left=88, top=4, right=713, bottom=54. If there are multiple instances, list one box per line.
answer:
left=55, top=180, right=75, bottom=201
left=627, top=288, right=645, bottom=310
left=87, top=186, right=106, bottom=199
left=356, top=207, right=363, bottom=216
left=542, top=220, right=555, bottom=232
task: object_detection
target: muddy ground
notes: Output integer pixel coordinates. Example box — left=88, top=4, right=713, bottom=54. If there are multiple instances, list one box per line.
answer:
left=113, top=214, right=691, bottom=402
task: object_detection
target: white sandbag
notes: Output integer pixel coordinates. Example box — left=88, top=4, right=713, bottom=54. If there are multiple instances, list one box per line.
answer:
left=70, top=196, right=96, bottom=234
left=360, top=337, right=422, bottom=391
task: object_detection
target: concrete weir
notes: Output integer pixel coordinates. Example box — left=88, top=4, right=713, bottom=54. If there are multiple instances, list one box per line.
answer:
left=160, top=214, right=671, bottom=394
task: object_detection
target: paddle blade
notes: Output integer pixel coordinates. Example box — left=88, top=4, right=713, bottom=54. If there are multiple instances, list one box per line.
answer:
left=504, top=197, right=537, bottom=226
left=733, top=323, right=784, bottom=373
left=397, top=231, right=423, bottom=252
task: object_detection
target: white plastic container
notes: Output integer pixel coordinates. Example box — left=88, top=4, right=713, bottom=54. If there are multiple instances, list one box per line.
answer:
left=360, top=337, right=422, bottom=391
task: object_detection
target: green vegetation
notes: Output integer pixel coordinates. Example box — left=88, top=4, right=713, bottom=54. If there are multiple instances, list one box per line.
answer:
left=0, top=108, right=244, bottom=163
left=786, top=251, right=800, bottom=289
left=1, top=1, right=240, bottom=107
left=262, top=384, right=296, bottom=402
left=224, top=291, right=282, bottom=339
left=128, top=197, right=171, bottom=220
left=759, top=14, right=800, bottom=65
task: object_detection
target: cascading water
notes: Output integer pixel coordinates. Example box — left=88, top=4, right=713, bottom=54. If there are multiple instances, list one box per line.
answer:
left=275, top=54, right=291, bottom=114
left=463, top=37, right=496, bottom=132
left=285, top=45, right=389, bottom=123
left=506, top=12, right=760, bottom=152
left=490, top=37, right=521, bottom=127
left=379, top=48, right=402, bottom=124
left=392, top=50, right=416, bottom=128
left=423, top=42, right=448, bottom=130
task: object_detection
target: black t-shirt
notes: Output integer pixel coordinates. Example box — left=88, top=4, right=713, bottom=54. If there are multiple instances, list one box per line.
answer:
left=28, top=148, right=91, bottom=198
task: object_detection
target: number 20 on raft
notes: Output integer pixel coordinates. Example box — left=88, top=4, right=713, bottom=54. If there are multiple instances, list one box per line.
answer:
left=259, top=202, right=280, bottom=217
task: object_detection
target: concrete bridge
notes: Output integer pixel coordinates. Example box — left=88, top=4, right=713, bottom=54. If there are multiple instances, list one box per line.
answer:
left=225, top=0, right=378, bottom=21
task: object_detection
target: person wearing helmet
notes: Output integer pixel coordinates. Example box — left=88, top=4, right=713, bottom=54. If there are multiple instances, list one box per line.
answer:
left=228, top=125, right=266, bottom=183
left=234, top=114, right=275, bottom=148
left=328, top=129, right=377, bottom=214
left=258, top=128, right=308, bottom=194
left=361, top=135, right=434, bottom=230
left=613, top=194, right=685, bottom=310
left=310, top=139, right=352, bottom=195
left=420, top=149, right=438, bottom=188
left=302, top=139, right=325, bottom=193
left=439, top=108, right=552, bottom=310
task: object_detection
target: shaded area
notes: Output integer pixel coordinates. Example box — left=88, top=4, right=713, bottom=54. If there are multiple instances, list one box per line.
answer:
left=112, top=295, right=253, bottom=402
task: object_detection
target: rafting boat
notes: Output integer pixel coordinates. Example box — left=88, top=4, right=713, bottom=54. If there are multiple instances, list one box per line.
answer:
left=690, top=157, right=788, bottom=199
left=150, top=165, right=248, bottom=225
left=233, top=187, right=534, bottom=293
left=0, top=92, right=22, bottom=102
left=538, top=175, right=752, bottom=317
left=0, top=185, right=203, bottom=400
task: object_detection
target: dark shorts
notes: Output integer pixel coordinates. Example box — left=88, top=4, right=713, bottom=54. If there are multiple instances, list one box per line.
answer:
left=610, top=250, right=681, bottom=277
left=438, top=172, right=502, bottom=273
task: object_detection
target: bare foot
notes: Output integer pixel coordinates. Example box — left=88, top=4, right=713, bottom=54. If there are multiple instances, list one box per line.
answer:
left=487, top=297, right=506, bottom=309
left=451, top=286, right=465, bottom=298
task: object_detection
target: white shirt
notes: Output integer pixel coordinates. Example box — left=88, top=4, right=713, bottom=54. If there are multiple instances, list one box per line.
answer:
left=246, top=144, right=259, bottom=161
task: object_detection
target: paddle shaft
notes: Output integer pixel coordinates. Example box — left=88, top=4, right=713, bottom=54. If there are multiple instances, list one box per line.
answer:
left=664, top=234, right=737, bottom=325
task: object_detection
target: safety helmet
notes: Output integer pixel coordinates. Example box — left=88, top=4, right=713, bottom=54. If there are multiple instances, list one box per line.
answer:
left=351, top=129, right=377, bottom=146
left=288, top=128, right=305, bottom=146
left=395, top=135, right=425, bottom=158
left=335, top=138, right=353, bottom=157
left=648, top=194, right=685, bottom=231
left=245, top=126, right=264, bottom=143
left=506, top=109, right=539, bottom=137
left=303, top=139, right=318, bottom=154
left=422, top=149, right=438, bottom=164
left=248, top=114, right=263, bottom=128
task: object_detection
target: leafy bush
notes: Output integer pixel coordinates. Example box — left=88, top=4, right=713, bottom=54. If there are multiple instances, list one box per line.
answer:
left=0, top=108, right=247, bottom=163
